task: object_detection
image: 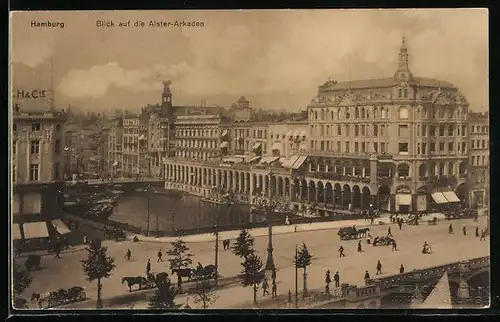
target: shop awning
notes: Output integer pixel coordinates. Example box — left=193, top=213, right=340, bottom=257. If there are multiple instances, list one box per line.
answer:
left=395, top=194, right=412, bottom=206
left=12, top=223, right=22, bottom=240
left=291, top=155, right=307, bottom=169
left=431, top=192, right=448, bottom=204
left=260, top=156, right=279, bottom=165
left=51, top=219, right=71, bottom=235
left=23, top=222, right=49, bottom=239
left=221, top=130, right=228, bottom=137
left=282, top=155, right=300, bottom=168
left=442, top=191, right=461, bottom=203
left=271, top=142, right=281, bottom=151
left=252, top=143, right=262, bottom=151
left=219, top=141, right=229, bottom=149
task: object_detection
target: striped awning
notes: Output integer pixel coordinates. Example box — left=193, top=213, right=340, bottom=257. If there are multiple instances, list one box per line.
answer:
left=395, top=194, right=412, bottom=206
left=282, top=155, right=300, bottom=168
left=260, top=156, right=280, bottom=164
left=219, top=141, right=229, bottom=149
left=291, top=155, right=307, bottom=169
left=221, top=130, right=228, bottom=137
left=252, top=143, right=262, bottom=151
left=12, top=223, right=22, bottom=240
left=51, top=219, right=71, bottom=235
left=431, top=192, right=448, bottom=204
left=248, top=156, right=261, bottom=163
left=442, top=191, right=461, bottom=203
left=23, top=222, right=49, bottom=239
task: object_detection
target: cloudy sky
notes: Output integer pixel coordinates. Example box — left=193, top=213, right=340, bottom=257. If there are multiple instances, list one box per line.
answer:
left=10, top=9, right=488, bottom=113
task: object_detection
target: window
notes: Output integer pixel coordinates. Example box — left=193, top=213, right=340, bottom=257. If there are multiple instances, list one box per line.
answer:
left=30, top=140, right=40, bottom=154
left=336, top=141, right=341, bottom=152
left=355, top=125, right=359, bottom=136
left=439, top=126, right=445, bottom=136
left=337, top=125, right=341, bottom=136
left=483, top=156, right=486, bottom=165
left=422, top=125, right=427, bottom=136
left=417, top=143, right=421, bottom=154
left=320, top=141, right=325, bottom=151
left=381, top=143, right=386, bottom=153
left=55, top=139, right=61, bottom=153
left=439, top=142, right=445, bottom=152
left=448, top=125, right=454, bottom=136
left=32, top=123, right=41, bottom=131
left=399, top=107, right=409, bottom=119
left=430, top=143, right=436, bottom=153
left=56, top=124, right=61, bottom=131
left=398, top=125, right=409, bottom=137
left=54, top=163, right=60, bottom=180
left=462, top=142, right=467, bottom=152
left=13, top=124, right=17, bottom=133
left=397, top=163, right=410, bottom=177
left=373, top=142, right=378, bottom=153
left=381, top=108, right=387, bottom=119
left=361, top=125, right=366, bottom=136
left=361, top=142, right=366, bottom=153
left=345, top=141, right=350, bottom=153
left=399, top=142, right=409, bottom=154
left=345, top=125, right=349, bottom=136
left=430, top=126, right=436, bottom=136
left=12, top=166, right=15, bottom=181
left=471, top=140, right=475, bottom=149
left=29, top=164, right=39, bottom=181
left=355, top=108, right=359, bottom=119
left=462, top=125, right=467, bottom=136
left=482, top=140, right=486, bottom=149
left=355, top=142, right=359, bottom=152
left=398, top=89, right=402, bottom=97
left=361, top=109, right=365, bottom=119
left=404, top=88, right=408, bottom=98
left=374, top=125, right=378, bottom=136
left=345, top=108, right=350, bottom=119
left=12, top=141, right=16, bottom=155
left=422, top=143, right=427, bottom=154
left=448, top=142, right=454, bottom=153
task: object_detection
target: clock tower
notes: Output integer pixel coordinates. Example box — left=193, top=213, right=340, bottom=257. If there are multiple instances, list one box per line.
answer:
left=162, top=80, right=173, bottom=116
left=161, top=80, right=176, bottom=158
left=394, top=36, right=413, bottom=83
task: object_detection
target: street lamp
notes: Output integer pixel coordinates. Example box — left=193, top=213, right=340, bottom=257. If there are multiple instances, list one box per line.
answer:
left=145, top=184, right=151, bottom=237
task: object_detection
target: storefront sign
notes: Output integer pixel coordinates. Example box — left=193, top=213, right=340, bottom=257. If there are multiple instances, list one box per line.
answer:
left=395, top=186, right=412, bottom=194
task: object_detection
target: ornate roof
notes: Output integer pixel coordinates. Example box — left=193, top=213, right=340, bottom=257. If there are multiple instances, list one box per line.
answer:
left=318, top=77, right=456, bottom=92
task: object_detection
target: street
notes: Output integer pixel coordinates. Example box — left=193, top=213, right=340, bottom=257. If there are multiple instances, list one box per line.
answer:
left=20, top=217, right=489, bottom=309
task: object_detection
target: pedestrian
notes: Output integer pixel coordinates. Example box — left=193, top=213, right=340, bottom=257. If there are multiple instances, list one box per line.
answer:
left=157, top=249, right=163, bottom=262
left=125, top=249, right=131, bottom=261
left=357, top=240, right=362, bottom=252
left=334, top=271, right=340, bottom=288
left=398, top=219, right=403, bottom=230
left=325, top=270, right=331, bottom=286
left=146, top=259, right=151, bottom=276
left=364, top=270, right=370, bottom=280
left=392, top=239, right=398, bottom=251
left=448, top=224, right=453, bottom=234
left=463, top=225, right=467, bottom=236
left=370, top=217, right=374, bottom=225
left=271, top=268, right=277, bottom=282
left=325, top=283, right=331, bottom=299
left=366, top=232, right=372, bottom=245
left=339, top=245, right=345, bottom=258
left=285, top=216, right=290, bottom=226
left=54, top=243, right=61, bottom=259
left=272, top=279, right=277, bottom=298
left=376, top=261, right=382, bottom=275
left=475, top=227, right=480, bottom=238
left=387, top=227, right=393, bottom=237
left=83, top=234, right=88, bottom=245
left=399, top=264, right=405, bottom=274
left=262, top=279, right=269, bottom=296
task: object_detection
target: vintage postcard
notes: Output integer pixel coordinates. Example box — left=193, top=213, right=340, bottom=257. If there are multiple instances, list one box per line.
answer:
left=9, top=9, right=489, bottom=310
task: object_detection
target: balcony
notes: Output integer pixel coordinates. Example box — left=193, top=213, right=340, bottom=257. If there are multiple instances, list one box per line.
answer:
left=377, top=176, right=394, bottom=185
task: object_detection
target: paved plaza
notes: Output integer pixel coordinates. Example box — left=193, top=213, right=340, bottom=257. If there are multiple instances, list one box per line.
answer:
left=19, top=216, right=489, bottom=309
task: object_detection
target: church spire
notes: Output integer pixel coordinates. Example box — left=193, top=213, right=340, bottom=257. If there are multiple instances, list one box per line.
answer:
left=394, top=35, right=412, bottom=82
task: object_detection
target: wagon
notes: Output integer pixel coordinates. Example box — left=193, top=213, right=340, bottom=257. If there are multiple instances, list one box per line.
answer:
left=372, top=236, right=394, bottom=246
left=427, top=217, right=438, bottom=225
left=337, top=227, right=358, bottom=240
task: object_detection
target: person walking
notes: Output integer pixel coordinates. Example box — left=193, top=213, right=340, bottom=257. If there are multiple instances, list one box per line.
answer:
left=54, top=241, right=61, bottom=259
left=325, top=270, right=332, bottom=287
left=146, top=259, right=151, bottom=276
left=449, top=224, right=453, bottom=234
left=357, top=240, right=363, bottom=252
left=83, top=234, right=88, bottom=245
left=364, top=270, right=370, bottom=280
left=387, top=227, right=393, bottom=237
left=376, top=261, right=382, bottom=275
left=480, top=230, right=487, bottom=241
left=463, top=225, right=467, bottom=236
left=339, top=245, right=345, bottom=258
left=392, top=239, right=398, bottom=251
left=334, top=271, right=340, bottom=288
left=271, top=268, right=277, bottom=282
left=157, top=249, right=163, bottom=262
left=272, top=279, right=277, bottom=298
left=399, top=264, right=405, bottom=274
left=398, top=218, right=403, bottom=230
left=125, top=249, right=132, bottom=260
left=262, top=279, right=269, bottom=296
left=475, top=227, right=480, bottom=238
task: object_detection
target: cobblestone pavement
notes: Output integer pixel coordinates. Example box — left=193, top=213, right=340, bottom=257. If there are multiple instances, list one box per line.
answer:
left=19, top=217, right=488, bottom=309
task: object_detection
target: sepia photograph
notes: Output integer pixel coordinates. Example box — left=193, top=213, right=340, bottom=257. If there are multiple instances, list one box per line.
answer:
left=9, top=9, right=489, bottom=310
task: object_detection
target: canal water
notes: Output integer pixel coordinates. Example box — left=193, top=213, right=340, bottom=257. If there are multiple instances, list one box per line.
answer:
left=108, top=191, right=255, bottom=233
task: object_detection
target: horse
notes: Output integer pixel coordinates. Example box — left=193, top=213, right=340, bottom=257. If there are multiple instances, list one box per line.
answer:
left=122, top=276, right=146, bottom=292
left=172, top=268, right=195, bottom=281
left=357, top=228, right=370, bottom=237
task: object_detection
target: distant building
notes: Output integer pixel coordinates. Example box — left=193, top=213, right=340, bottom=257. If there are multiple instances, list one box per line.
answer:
left=107, top=118, right=124, bottom=178
left=468, top=112, right=489, bottom=207
left=122, top=115, right=149, bottom=177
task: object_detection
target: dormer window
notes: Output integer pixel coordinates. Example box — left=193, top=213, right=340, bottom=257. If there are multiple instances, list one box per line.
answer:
left=404, top=88, right=408, bottom=98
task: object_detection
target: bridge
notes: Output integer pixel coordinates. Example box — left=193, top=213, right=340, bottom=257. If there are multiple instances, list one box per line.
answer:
left=307, top=256, right=490, bottom=309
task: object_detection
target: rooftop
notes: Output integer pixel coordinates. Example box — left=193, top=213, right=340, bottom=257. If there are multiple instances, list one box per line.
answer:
left=319, top=77, right=456, bottom=92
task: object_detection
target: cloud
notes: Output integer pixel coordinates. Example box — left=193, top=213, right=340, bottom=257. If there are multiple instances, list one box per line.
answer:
left=57, top=62, right=192, bottom=99
left=10, top=32, right=56, bottom=68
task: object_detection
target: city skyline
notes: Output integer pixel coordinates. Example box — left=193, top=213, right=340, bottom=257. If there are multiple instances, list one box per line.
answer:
left=10, top=9, right=488, bottom=113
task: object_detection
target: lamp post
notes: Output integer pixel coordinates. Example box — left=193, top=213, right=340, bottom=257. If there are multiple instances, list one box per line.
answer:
left=295, top=244, right=299, bottom=308
left=213, top=216, right=219, bottom=286
left=171, top=211, right=175, bottom=233
left=264, top=171, right=276, bottom=279
left=145, top=184, right=151, bottom=237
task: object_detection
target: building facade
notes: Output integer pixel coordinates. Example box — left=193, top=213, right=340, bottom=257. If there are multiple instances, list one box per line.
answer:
left=122, top=116, right=148, bottom=177
left=107, top=118, right=124, bottom=178
left=468, top=112, right=489, bottom=207
left=268, top=121, right=309, bottom=158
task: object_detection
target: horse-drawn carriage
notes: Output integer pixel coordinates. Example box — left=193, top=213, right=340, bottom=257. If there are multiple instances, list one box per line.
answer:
left=427, top=217, right=438, bottom=225
left=337, top=227, right=370, bottom=240
left=103, top=226, right=127, bottom=241
left=122, top=272, right=170, bottom=292
left=32, top=286, right=86, bottom=308
left=372, top=236, right=395, bottom=246
left=25, top=255, right=41, bottom=271
left=406, top=216, right=419, bottom=226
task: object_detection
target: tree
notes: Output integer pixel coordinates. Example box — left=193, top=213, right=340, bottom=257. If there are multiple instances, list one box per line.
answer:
left=80, top=239, right=116, bottom=308
left=166, top=239, right=193, bottom=291
left=295, top=242, right=313, bottom=297
left=238, top=252, right=264, bottom=305
left=12, top=262, right=32, bottom=308
left=231, top=229, right=255, bottom=259
left=149, top=279, right=182, bottom=309
left=193, top=278, right=219, bottom=309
